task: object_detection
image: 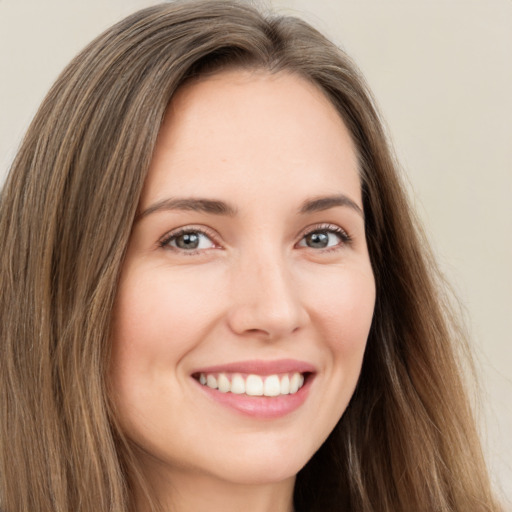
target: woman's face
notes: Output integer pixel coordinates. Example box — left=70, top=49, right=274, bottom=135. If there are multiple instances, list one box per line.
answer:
left=110, top=70, right=375, bottom=487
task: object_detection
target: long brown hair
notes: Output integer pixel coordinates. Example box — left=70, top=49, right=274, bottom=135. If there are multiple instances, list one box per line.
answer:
left=0, top=1, right=501, bottom=511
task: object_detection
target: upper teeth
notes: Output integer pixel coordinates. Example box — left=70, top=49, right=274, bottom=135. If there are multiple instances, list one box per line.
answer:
left=198, top=372, right=305, bottom=396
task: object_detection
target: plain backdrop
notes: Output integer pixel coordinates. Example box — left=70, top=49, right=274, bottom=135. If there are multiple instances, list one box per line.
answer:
left=1, top=0, right=511, bottom=506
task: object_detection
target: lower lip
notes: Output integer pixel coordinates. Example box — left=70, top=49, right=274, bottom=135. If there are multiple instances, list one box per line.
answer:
left=194, top=376, right=313, bottom=419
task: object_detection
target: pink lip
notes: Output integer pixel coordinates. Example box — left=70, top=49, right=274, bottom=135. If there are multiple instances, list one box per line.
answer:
left=192, top=358, right=316, bottom=376
left=191, top=359, right=316, bottom=419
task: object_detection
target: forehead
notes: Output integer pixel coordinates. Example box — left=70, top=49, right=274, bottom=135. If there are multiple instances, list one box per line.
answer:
left=141, top=69, right=361, bottom=209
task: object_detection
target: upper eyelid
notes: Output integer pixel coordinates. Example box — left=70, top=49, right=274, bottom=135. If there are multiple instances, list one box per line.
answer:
left=302, top=223, right=345, bottom=234
left=296, top=222, right=349, bottom=240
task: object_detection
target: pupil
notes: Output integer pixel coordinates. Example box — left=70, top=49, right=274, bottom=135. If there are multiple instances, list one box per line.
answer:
left=307, top=231, right=328, bottom=248
left=177, top=233, right=199, bottom=249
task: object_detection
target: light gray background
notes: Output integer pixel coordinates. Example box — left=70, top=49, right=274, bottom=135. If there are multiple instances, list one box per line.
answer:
left=1, top=0, right=510, bottom=506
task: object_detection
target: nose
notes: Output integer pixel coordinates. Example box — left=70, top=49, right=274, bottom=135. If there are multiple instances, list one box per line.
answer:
left=226, top=249, right=309, bottom=340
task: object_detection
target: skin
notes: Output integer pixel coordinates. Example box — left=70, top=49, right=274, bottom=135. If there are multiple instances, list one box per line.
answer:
left=110, top=69, right=376, bottom=512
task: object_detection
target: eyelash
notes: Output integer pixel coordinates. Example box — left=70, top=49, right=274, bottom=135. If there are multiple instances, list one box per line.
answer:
left=158, top=223, right=352, bottom=255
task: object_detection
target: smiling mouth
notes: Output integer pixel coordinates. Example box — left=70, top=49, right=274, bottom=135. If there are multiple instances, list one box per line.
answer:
left=193, top=372, right=309, bottom=397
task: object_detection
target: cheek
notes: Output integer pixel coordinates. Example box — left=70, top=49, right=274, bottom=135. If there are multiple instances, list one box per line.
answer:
left=298, top=265, right=375, bottom=443
left=111, top=267, right=220, bottom=365
left=308, top=265, right=375, bottom=356
left=108, top=269, right=215, bottom=438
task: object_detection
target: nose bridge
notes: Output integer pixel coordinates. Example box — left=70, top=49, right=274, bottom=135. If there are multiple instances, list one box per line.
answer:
left=228, top=242, right=307, bottom=338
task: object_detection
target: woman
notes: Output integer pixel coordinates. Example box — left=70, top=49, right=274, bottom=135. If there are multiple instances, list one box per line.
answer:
left=0, top=1, right=502, bottom=511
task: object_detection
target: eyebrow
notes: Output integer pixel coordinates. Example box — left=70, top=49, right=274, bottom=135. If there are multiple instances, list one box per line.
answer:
left=136, top=193, right=363, bottom=222
left=136, top=197, right=238, bottom=221
left=299, top=194, right=364, bottom=218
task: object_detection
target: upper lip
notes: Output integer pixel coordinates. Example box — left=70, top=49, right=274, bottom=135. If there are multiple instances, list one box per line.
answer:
left=192, top=358, right=316, bottom=376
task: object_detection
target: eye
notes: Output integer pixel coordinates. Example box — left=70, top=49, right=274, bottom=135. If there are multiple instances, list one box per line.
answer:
left=297, top=225, right=350, bottom=250
left=160, top=228, right=216, bottom=252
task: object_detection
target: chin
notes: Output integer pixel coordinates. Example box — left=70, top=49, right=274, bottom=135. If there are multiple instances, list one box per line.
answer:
left=201, top=437, right=318, bottom=486
left=207, top=459, right=303, bottom=486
